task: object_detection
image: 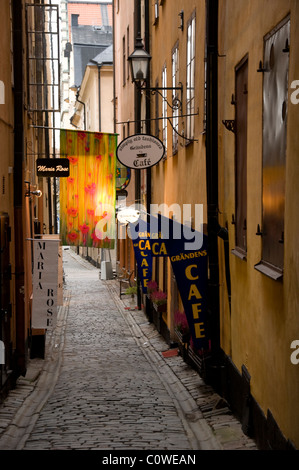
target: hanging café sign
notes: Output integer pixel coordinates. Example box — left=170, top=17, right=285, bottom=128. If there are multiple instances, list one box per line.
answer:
left=129, top=215, right=210, bottom=353
left=116, top=134, right=165, bottom=169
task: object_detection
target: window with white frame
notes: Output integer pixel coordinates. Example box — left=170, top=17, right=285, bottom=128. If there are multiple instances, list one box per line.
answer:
left=127, top=26, right=130, bottom=81
left=154, top=0, right=159, bottom=24
left=172, top=43, right=179, bottom=153
left=186, top=12, right=196, bottom=141
left=162, top=64, right=167, bottom=153
left=122, top=35, right=126, bottom=86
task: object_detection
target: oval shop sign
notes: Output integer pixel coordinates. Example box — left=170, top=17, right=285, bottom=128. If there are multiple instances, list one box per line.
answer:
left=116, top=134, right=165, bottom=169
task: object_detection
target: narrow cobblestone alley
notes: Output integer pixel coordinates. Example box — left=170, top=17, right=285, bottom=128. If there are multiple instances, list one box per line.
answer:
left=0, top=248, right=257, bottom=453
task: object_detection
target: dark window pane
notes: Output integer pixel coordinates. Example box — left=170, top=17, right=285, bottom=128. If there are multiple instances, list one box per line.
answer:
left=235, top=58, right=248, bottom=253
left=262, top=18, right=289, bottom=269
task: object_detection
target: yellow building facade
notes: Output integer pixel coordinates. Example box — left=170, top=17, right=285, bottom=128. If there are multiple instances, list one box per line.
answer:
left=148, top=0, right=208, bottom=344
left=0, top=0, right=60, bottom=399
left=114, top=0, right=299, bottom=450
left=218, top=0, right=299, bottom=449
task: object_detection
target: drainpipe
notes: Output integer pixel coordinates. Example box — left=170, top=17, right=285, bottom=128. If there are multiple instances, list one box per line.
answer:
left=144, top=0, right=152, bottom=320
left=144, top=0, right=151, bottom=215
left=134, top=0, right=142, bottom=310
left=76, top=93, right=86, bottom=130
left=98, top=64, right=102, bottom=131
left=205, top=0, right=222, bottom=373
left=13, top=0, right=26, bottom=377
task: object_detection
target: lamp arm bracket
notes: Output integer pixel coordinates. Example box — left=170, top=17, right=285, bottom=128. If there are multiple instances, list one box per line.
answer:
left=166, top=115, right=198, bottom=143
left=140, top=83, right=183, bottom=112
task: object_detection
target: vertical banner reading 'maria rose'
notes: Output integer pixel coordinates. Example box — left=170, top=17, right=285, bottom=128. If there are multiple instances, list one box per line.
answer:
left=32, top=239, right=60, bottom=329
left=60, top=130, right=117, bottom=249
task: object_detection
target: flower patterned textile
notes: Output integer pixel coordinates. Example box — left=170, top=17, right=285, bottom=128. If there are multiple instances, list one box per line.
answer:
left=60, top=130, right=117, bottom=249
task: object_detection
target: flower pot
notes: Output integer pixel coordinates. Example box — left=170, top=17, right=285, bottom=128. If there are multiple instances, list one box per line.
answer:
left=181, top=332, right=190, bottom=343
left=155, top=303, right=166, bottom=313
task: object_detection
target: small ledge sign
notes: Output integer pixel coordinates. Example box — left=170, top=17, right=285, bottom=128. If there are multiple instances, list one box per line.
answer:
left=116, top=134, right=165, bottom=169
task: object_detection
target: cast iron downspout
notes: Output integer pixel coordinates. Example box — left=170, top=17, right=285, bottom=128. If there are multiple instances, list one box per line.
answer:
left=13, top=0, right=26, bottom=377
left=144, top=0, right=152, bottom=320
left=98, top=64, right=102, bottom=131
left=134, top=0, right=142, bottom=310
left=206, top=0, right=221, bottom=362
left=76, top=95, right=86, bottom=130
left=144, top=0, right=151, bottom=215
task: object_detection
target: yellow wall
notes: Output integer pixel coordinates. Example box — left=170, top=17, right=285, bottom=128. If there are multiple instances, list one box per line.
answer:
left=150, top=0, right=207, bottom=213
left=218, top=0, right=299, bottom=447
left=149, top=1, right=207, bottom=339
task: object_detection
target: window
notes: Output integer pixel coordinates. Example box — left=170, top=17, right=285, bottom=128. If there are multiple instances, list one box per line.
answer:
left=186, top=12, right=196, bottom=141
left=154, top=79, right=159, bottom=138
left=122, top=35, right=126, bottom=86
left=127, top=26, right=130, bottom=81
left=203, top=38, right=207, bottom=132
left=162, top=65, right=167, bottom=153
left=233, top=56, right=248, bottom=258
left=154, top=0, right=159, bottom=24
left=172, top=43, right=179, bottom=153
left=255, top=17, right=290, bottom=279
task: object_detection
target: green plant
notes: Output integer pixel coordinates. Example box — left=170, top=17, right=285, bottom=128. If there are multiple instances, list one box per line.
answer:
left=124, top=286, right=137, bottom=296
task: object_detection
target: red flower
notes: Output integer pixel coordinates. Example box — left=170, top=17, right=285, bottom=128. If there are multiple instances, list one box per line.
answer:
left=67, top=177, right=74, bottom=184
left=151, top=290, right=167, bottom=306
left=67, top=207, right=78, bottom=217
left=91, top=231, right=102, bottom=244
left=147, top=280, right=158, bottom=294
left=79, top=223, right=90, bottom=234
left=78, top=131, right=86, bottom=141
left=67, top=231, right=78, bottom=242
left=85, top=183, right=96, bottom=194
left=68, top=156, right=78, bottom=165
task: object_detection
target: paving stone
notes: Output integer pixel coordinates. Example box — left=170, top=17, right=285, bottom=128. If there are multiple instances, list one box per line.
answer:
left=0, top=249, right=258, bottom=451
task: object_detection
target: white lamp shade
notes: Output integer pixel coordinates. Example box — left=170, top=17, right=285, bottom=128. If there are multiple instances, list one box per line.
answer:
left=129, top=46, right=151, bottom=83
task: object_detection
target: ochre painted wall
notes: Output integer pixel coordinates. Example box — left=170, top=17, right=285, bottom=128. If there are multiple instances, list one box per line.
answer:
left=218, top=0, right=299, bottom=447
left=149, top=1, right=208, bottom=339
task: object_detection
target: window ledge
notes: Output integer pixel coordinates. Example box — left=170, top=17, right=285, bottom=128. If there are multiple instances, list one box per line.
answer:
left=231, top=248, right=247, bottom=261
left=254, top=261, right=283, bottom=281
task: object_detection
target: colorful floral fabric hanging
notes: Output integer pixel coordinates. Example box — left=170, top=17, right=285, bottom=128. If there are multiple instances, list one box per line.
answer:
left=60, top=130, right=117, bottom=249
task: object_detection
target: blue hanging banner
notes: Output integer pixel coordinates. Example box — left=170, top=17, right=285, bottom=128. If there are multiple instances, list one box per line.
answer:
left=131, top=219, right=153, bottom=293
left=130, top=215, right=210, bottom=352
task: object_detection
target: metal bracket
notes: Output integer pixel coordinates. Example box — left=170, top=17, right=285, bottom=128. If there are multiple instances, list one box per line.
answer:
left=222, top=120, right=235, bottom=133
left=142, top=83, right=183, bottom=112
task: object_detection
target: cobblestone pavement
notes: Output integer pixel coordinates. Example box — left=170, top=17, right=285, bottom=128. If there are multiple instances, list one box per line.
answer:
left=0, top=248, right=258, bottom=451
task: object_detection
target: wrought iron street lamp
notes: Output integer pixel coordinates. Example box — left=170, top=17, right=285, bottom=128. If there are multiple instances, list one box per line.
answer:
left=128, top=35, right=151, bottom=85
left=128, top=36, right=183, bottom=112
